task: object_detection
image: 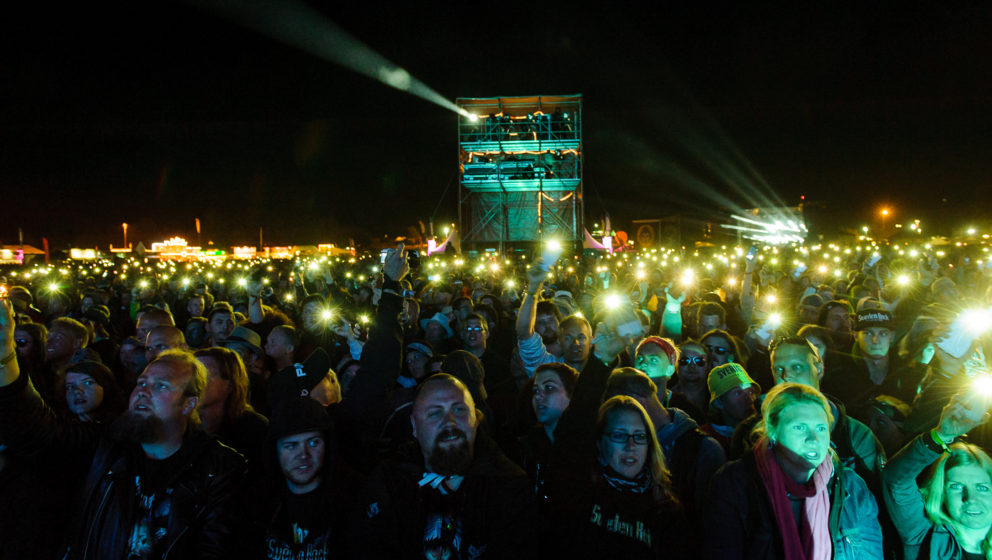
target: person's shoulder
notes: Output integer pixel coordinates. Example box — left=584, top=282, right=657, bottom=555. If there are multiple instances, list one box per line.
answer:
left=239, top=409, right=270, bottom=430
left=189, top=430, right=249, bottom=471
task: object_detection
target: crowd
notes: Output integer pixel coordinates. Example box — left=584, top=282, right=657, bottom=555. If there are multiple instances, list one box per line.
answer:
left=1, top=237, right=992, bottom=559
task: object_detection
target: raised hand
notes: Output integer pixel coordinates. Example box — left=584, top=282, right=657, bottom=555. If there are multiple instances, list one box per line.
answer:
left=383, top=244, right=409, bottom=282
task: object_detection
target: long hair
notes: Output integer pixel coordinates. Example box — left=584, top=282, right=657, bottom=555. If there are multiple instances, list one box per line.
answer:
left=596, top=395, right=675, bottom=504
left=193, top=347, right=253, bottom=424
left=921, top=443, right=992, bottom=558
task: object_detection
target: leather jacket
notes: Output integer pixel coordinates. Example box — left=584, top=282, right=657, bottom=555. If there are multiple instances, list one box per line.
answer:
left=0, top=372, right=246, bottom=560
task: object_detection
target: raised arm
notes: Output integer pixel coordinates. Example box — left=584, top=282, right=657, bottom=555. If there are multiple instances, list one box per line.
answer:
left=883, top=392, right=990, bottom=550
left=515, top=258, right=546, bottom=340
left=0, top=298, right=19, bottom=388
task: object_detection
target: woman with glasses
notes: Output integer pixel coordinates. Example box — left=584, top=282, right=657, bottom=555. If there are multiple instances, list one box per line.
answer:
left=704, top=383, right=883, bottom=559
left=671, top=340, right=710, bottom=424
left=883, top=392, right=992, bottom=560
left=552, top=395, right=687, bottom=558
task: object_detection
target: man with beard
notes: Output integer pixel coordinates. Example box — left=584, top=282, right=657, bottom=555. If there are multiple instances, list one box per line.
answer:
left=353, top=374, right=536, bottom=557
left=0, top=297, right=246, bottom=560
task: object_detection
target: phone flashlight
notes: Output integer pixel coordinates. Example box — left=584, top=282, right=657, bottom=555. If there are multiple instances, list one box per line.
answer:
left=973, top=374, right=992, bottom=397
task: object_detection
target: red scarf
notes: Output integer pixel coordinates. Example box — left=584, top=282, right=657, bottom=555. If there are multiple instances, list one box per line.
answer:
left=753, top=437, right=833, bottom=560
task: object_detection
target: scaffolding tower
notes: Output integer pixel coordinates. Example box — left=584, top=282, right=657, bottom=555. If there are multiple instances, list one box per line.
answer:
left=456, top=95, right=583, bottom=252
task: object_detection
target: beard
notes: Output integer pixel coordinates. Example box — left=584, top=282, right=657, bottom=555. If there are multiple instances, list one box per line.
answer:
left=112, top=411, right=168, bottom=444
left=540, top=330, right=558, bottom=345
left=427, top=428, right=473, bottom=476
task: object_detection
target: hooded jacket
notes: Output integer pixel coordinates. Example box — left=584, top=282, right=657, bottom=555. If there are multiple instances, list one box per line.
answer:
left=657, top=407, right=726, bottom=520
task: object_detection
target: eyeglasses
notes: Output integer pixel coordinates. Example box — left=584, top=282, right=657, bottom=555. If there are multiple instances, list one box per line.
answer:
left=604, top=431, right=649, bottom=445
left=679, top=356, right=706, bottom=366
left=464, top=326, right=484, bottom=332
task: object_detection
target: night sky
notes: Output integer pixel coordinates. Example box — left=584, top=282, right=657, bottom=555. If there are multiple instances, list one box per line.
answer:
left=3, top=2, right=991, bottom=249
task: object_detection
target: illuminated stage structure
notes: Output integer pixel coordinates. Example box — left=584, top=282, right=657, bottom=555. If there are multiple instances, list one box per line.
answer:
left=723, top=206, right=809, bottom=245
left=456, top=95, right=583, bottom=251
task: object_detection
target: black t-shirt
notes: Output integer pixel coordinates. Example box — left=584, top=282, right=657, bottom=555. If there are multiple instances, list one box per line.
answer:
left=126, top=449, right=188, bottom=560
left=264, top=484, right=333, bottom=560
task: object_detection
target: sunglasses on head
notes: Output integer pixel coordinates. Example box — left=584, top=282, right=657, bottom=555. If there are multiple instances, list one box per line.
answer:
left=679, top=356, right=706, bottom=366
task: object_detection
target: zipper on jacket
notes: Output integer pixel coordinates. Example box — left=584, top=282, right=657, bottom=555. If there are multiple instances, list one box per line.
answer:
left=82, top=473, right=115, bottom=560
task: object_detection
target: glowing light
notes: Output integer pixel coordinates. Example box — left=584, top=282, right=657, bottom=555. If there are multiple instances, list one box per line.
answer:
left=681, top=269, right=694, bottom=286
left=48, top=282, right=60, bottom=292
left=321, top=309, right=333, bottom=321
left=897, top=274, right=911, bottom=286
left=973, top=374, right=992, bottom=396
left=961, top=309, right=992, bottom=336
left=766, top=293, right=778, bottom=305
left=237, top=277, right=247, bottom=287
left=767, top=313, right=782, bottom=328
left=359, top=314, right=370, bottom=324
left=284, top=293, right=294, bottom=301
left=604, top=293, right=623, bottom=310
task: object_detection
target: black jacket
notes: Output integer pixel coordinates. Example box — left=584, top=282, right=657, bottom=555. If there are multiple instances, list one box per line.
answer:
left=553, top=471, right=688, bottom=560
left=350, top=435, right=537, bottom=559
left=0, top=372, right=246, bottom=560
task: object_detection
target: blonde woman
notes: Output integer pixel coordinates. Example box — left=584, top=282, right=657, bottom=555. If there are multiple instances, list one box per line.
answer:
left=704, top=383, right=882, bottom=559
left=883, top=390, right=992, bottom=559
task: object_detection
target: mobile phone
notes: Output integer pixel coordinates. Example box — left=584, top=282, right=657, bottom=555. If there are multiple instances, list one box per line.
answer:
left=0, top=284, right=7, bottom=299
left=746, top=246, right=757, bottom=260
left=380, top=249, right=389, bottom=264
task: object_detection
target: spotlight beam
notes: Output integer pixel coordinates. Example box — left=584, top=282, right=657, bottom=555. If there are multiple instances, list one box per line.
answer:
left=189, top=0, right=472, bottom=118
